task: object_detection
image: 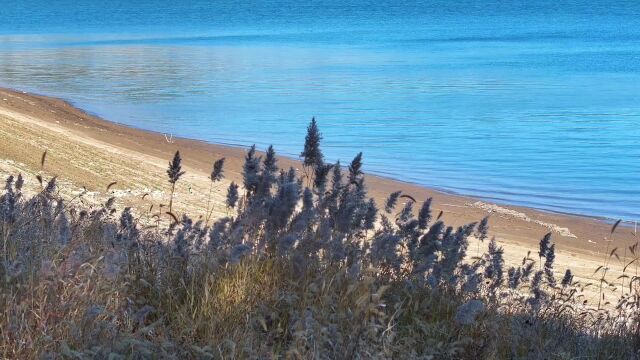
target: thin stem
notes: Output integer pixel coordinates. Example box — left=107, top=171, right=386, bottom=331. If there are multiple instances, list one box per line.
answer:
left=204, top=181, right=214, bottom=225
left=169, top=182, right=176, bottom=213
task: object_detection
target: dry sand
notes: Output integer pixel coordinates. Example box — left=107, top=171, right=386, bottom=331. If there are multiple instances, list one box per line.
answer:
left=0, top=87, right=636, bottom=304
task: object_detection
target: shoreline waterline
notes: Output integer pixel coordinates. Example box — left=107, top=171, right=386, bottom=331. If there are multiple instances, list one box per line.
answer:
left=2, top=84, right=627, bottom=226
left=1, top=0, right=639, bottom=220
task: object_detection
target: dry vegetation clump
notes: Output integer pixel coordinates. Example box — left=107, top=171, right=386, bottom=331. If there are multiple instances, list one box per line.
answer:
left=1, top=119, right=640, bottom=359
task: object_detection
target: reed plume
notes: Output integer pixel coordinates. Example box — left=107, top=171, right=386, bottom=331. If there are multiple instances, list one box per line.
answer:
left=300, top=117, right=323, bottom=184
left=166, top=150, right=185, bottom=213
left=205, top=157, right=225, bottom=224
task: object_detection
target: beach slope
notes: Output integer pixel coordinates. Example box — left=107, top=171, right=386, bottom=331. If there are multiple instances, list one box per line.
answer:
left=0, top=87, right=634, bottom=298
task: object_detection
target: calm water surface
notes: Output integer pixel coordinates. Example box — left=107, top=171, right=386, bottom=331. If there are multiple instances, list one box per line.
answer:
left=0, top=1, right=639, bottom=220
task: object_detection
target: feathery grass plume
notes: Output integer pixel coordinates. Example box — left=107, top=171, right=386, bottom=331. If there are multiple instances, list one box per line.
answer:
left=385, top=191, right=402, bottom=213
left=538, top=232, right=552, bottom=265
left=484, top=236, right=505, bottom=292
left=476, top=215, right=490, bottom=242
left=462, top=270, right=481, bottom=294
left=397, top=198, right=413, bottom=221
left=43, top=176, right=57, bottom=197
left=54, top=202, right=71, bottom=245
left=277, top=233, right=297, bottom=255
left=363, top=198, right=378, bottom=231
left=289, top=187, right=315, bottom=235
left=268, top=168, right=301, bottom=234
left=208, top=217, right=231, bottom=252
left=167, top=151, right=186, bottom=183
left=418, top=198, right=432, bottom=229
left=521, top=260, right=535, bottom=281
left=507, top=266, right=522, bottom=289
left=325, top=161, right=342, bottom=213
left=421, top=220, right=444, bottom=248
left=331, top=160, right=342, bottom=190
left=14, top=173, right=23, bottom=192
left=370, top=233, right=402, bottom=273
left=229, top=243, right=251, bottom=264
left=226, top=182, right=239, bottom=210
left=5, top=175, right=14, bottom=191
left=242, top=145, right=260, bottom=197
left=257, top=145, right=278, bottom=197
left=312, top=161, right=332, bottom=197
left=172, top=227, right=189, bottom=260
left=544, top=243, right=556, bottom=286
left=410, top=218, right=441, bottom=274
left=205, top=157, right=226, bottom=224
left=105, top=197, right=116, bottom=210
left=348, top=152, right=364, bottom=184
left=118, top=207, right=139, bottom=244
left=167, top=150, right=186, bottom=213
left=192, top=220, right=207, bottom=250
left=262, top=145, right=278, bottom=177
left=302, top=187, right=314, bottom=211
left=0, top=176, right=17, bottom=223
left=397, top=207, right=419, bottom=255
left=210, top=157, right=225, bottom=182
left=300, top=117, right=323, bottom=171
left=438, top=224, right=475, bottom=286
left=561, top=269, right=574, bottom=288
left=473, top=215, right=491, bottom=257
left=333, top=156, right=369, bottom=234
left=529, top=270, right=545, bottom=308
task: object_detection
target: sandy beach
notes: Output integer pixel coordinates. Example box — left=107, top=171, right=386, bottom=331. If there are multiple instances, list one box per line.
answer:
left=0, top=87, right=635, bottom=303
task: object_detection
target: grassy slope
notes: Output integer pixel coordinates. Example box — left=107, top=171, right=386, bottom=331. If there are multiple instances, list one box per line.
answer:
left=1, top=146, right=639, bottom=359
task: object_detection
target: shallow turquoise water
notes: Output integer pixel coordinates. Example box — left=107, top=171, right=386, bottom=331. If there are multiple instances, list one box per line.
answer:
left=0, top=1, right=638, bottom=220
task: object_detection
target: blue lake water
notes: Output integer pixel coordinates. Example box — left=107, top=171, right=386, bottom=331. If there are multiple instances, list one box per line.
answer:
left=0, top=0, right=639, bottom=220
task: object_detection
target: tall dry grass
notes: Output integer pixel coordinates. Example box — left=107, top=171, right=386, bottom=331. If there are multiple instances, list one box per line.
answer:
left=1, top=120, right=639, bottom=359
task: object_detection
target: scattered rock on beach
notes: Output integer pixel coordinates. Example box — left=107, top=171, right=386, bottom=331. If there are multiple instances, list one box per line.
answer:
left=468, top=201, right=576, bottom=238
